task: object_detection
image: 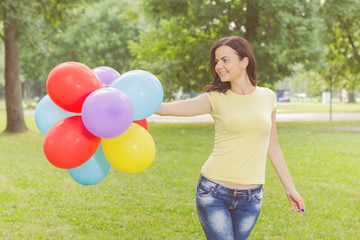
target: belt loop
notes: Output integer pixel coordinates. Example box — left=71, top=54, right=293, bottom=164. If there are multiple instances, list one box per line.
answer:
left=247, top=189, right=251, bottom=201
left=197, top=174, right=203, bottom=187
left=213, top=183, right=219, bottom=195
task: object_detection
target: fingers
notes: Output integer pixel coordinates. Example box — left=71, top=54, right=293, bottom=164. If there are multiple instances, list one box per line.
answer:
left=287, top=191, right=305, bottom=214
left=294, top=206, right=305, bottom=213
left=291, top=202, right=304, bottom=213
left=296, top=195, right=305, bottom=213
left=299, top=201, right=306, bottom=213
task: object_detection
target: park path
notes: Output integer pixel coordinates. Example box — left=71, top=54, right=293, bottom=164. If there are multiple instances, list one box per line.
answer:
left=24, top=110, right=360, bottom=123
left=147, top=112, right=360, bottom=123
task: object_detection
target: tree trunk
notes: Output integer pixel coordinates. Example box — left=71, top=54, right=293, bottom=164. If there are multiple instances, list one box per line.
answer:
left=4, top=23, right=28, bottom=133
left=245, top=0, right=259, bottom=43
left=348, top=92, right=355, bottom=103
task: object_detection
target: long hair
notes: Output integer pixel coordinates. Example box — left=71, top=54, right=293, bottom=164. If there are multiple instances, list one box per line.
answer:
left=205, top=36, right=258, bottom=93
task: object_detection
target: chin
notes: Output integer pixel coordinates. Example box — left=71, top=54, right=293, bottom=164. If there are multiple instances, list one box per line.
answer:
left=220, top=78, right=230, bottom=83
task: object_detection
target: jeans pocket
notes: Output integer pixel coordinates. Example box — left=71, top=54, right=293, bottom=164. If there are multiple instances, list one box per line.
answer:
left=196, top=182, right=213, bottom=198
left=252, top=189, right=263, bottom=204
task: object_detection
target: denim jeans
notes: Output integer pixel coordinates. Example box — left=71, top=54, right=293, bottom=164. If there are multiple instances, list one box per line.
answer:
left=196, top=175, right=263, bottom=240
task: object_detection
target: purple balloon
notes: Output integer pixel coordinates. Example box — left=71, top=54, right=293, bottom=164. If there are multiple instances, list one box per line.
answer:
left=93, top=66, right=120, bottom=85
left=81, top=88, right=134, bottom=138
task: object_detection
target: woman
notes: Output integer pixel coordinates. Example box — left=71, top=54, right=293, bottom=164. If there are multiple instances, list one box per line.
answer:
left=156, top=36, right=305, bottom=240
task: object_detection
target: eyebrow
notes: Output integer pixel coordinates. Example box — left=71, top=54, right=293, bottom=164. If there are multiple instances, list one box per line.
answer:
left=215, top=56, right=229, bottom=61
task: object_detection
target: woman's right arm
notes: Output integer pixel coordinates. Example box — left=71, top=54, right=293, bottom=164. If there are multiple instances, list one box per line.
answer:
left=155, top=93, right=212, bottom=117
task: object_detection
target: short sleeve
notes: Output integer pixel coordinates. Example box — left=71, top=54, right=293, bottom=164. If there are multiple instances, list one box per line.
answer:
left=269, top=89, right=277, bottom=111
left=206, top=92, right=216, bottom=114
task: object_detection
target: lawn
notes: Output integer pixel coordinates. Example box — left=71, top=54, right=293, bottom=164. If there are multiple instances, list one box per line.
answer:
left=0, top=113, right=359, bottom=239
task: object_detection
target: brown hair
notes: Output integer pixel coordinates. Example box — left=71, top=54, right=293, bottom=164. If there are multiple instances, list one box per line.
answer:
left=205, top=36, right=258, bottom=93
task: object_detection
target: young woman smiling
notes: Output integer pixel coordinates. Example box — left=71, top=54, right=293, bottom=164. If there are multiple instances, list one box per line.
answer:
left=156, top=36, right=305, bottom=240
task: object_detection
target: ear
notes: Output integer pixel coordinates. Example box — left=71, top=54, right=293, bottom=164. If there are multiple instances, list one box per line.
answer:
left=242, top=57, right=249, bottom=68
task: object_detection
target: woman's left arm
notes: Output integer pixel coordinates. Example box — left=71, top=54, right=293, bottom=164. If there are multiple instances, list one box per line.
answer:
left=267, top=109, right=306, bottom=213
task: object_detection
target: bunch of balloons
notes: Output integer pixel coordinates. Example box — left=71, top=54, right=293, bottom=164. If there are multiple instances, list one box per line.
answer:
left=35, top=62, right=163, bottom=185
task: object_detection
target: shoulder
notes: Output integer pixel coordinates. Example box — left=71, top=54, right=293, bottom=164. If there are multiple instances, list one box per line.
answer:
left=257, top=87, right=276, bottom=99
left=257, top=87, right=277, bottom=110
left=257, top=87, right=275, bottom=95
left=206, top=90, right=229, bottom=100
left=206, top=90, right=229, bottom=113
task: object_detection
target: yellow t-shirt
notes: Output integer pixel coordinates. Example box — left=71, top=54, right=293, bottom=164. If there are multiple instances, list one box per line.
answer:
left=201, top=87, right=277, bottom=185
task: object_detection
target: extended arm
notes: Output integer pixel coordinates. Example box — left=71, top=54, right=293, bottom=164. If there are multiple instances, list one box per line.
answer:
left=156, top=93, right=212, bottom=117
left=267, top=110, right=305, bottom=213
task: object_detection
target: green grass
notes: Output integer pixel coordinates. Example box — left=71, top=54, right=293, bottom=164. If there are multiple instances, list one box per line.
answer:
left=0, top=113, right=360, bottom=239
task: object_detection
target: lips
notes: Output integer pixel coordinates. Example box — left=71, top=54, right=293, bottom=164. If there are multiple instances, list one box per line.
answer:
left=218, top=71, right=228, bottom=77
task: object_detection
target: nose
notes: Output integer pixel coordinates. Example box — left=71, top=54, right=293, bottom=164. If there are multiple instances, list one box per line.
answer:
left=215, top=61, right=223, bottom=71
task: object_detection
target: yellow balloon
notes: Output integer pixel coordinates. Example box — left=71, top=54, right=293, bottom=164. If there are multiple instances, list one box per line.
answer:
left=102, top=123, right=155, bottom=173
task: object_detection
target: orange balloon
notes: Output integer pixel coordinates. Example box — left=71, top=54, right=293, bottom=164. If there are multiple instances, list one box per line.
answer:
left=133, top=119, right=148, bottom=130
left=46, top=62, right=102, bottom=113
left=43, top=116, right=101, bottom=169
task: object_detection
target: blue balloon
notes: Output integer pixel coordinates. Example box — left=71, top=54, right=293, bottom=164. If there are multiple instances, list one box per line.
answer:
left=110, top=70, right=163, bottom=120
left=35, top=95, right=79, bottom=135
left=67, top=143, right=111, bottom=185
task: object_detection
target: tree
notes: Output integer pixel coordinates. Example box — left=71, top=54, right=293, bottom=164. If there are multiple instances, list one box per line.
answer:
left=0, top=0, right=91, bottom=133
left=0, top=37, right=4, bottom=98
left=129, top=0, right=323, bottom=98
left=1, top=1, right=28, bottom=133
left=321, top=0, right=360, bottom=102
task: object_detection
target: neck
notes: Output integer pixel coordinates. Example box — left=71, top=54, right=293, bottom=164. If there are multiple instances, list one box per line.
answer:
left=230, top=75, right=255, bottom=95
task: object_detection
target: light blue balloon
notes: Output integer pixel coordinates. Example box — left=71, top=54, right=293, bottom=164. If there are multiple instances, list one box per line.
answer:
left=35, top=95, right=79, bottom=135
left=110, top=70, right=163, bottom=120
left=67, top=143, right=111, bottom=186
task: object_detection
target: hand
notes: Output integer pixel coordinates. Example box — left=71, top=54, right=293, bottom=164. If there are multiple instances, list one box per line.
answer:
left=286, top=189, right=305, bottom=213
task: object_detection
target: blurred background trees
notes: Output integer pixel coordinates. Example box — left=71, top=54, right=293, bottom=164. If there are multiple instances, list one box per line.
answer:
left=20, top=0, right=139, bottom=98
left=0, top=0, right=96, bottom=133
left=1, top=0, right=360, bottom=133
left=320, top=0, right=360, bottom=102
left=130, top=0, right=323, bottom=98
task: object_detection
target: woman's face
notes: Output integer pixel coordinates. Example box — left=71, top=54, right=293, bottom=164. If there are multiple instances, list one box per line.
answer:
left=214, top=45, right=246, bottom=83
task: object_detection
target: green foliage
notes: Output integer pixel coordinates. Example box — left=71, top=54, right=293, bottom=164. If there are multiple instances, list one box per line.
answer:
left=142, top=0, right=189, bottom=19
left=52, top=0, right=139, bottom=69
left=34, top=0, right=90, bottom=26
left=287, top=64, right=327, bottom=97
left=1, top=0, right=36, bottom=41
left=0, top=114, right=360, bottom=239
left=19, top=0, right=140, bottom=95
left=4, top=0, right=360, bottom=100
left=128, top=19, right=213, bottom=98
left=248, top=0, right=324, bottom=80
left=321, top=0, right=360, bottom=92
left=129, top=0, right=324, bottom=97
left=0, top=0, right=89, bottom=44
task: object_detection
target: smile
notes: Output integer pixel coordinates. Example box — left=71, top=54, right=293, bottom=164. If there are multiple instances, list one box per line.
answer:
left=218, top=71, right=228, bottom=76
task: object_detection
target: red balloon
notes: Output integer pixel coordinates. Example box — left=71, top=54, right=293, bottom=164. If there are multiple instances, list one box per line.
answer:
left=133, top=119, right=148, bottom=130
left=46, top=62, right=102, bottom=113
left=43, top=116, right=101, bottom=169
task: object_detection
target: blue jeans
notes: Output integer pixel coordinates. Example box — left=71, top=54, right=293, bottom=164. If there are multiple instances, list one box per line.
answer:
left=196, top=175, right=263, bottom=240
